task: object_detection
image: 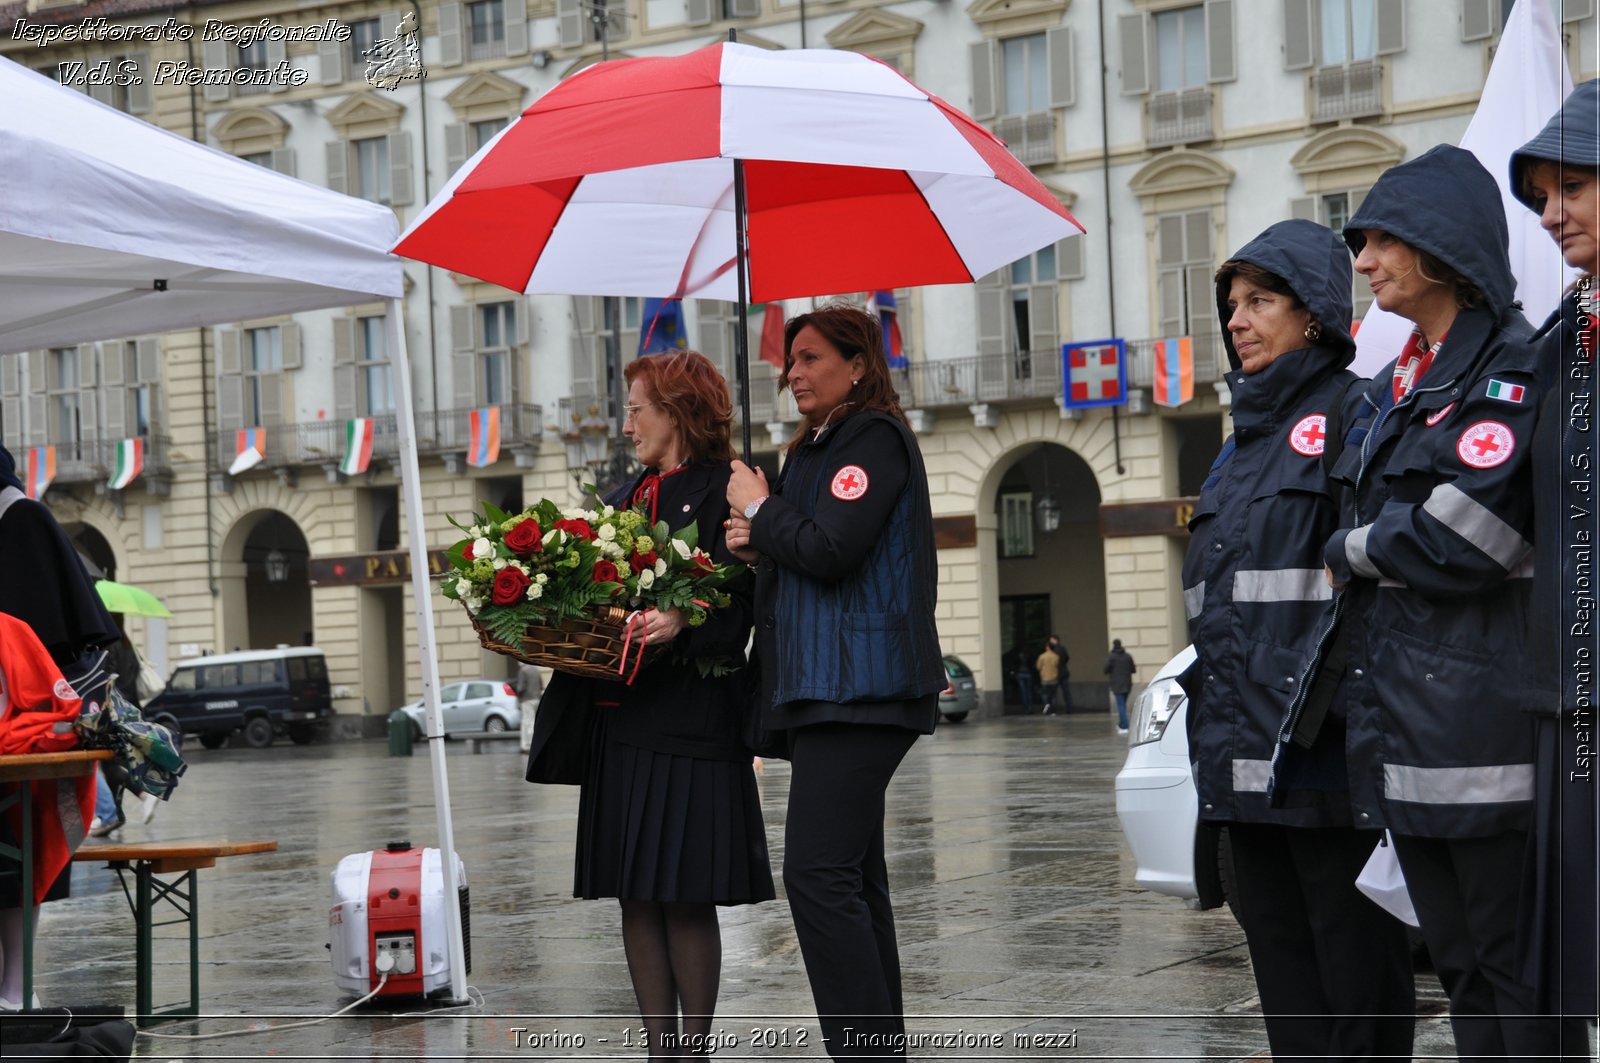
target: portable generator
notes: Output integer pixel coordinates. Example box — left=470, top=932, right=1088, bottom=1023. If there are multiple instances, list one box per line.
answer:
left=328, top=842, right=470, bottom=998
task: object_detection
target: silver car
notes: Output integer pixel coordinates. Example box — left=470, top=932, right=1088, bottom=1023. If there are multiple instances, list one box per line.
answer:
left=399, top=679, right=523, bottom=738
left=938, top=654, right=979, bottom=723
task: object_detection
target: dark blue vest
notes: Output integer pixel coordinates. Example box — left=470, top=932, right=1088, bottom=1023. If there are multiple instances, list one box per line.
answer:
left=767, top=411, right=945, bottom=706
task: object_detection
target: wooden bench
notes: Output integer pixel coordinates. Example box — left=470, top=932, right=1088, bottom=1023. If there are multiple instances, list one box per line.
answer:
left=71, top=838, right=277, bottom=1026
left=454, top=729, right=518, bottom=753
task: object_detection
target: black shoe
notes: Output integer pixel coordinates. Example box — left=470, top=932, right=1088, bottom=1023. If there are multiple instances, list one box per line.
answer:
left=89, top=814, right=125, bottom=838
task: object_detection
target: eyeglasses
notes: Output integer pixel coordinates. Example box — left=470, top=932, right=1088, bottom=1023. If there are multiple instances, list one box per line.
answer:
left=622, top=402, right=653, bottom=423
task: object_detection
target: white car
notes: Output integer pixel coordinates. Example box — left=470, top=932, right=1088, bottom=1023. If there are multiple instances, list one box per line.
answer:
left=399, top=679, right=523, bottom=739
left=1113, top=645, right=1234, bottom=912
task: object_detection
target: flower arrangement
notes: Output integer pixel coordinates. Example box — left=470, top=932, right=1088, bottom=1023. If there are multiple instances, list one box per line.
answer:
left=441, top=496, right=738, bottom=652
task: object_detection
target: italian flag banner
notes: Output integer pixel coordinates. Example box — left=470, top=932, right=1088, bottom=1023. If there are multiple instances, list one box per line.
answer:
left=106, top=437, right=144, bottom=490
left=341, top=418, right=374, bottom=476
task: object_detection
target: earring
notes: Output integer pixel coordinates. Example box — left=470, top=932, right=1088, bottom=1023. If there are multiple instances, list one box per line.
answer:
left=1304, top=321, right=1322, bottom=342
left=851, top=379, right=859, bottom=386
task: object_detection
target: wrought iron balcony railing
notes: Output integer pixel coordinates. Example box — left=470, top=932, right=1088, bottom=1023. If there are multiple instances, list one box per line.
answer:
left=1311, top=59, right=1382, bottom=122
left=992, top=111, right=1056, bottom=167
left=42, top=433, right=174, bottom=485
left=1148, top=88, right=1214, bottom=147
left=211, top=404, right=543, bottom=471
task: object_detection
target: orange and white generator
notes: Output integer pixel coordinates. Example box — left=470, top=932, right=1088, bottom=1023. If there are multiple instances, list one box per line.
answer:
left=328, top=842, right=470, bottom=998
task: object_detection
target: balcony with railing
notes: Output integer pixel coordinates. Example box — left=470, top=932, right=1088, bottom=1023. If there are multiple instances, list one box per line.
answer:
left=992, top=112, right=1056, bottom=167
left=210, top=404, right=543, bottom=473
left=1310, top=59, right=1382, bottom=122
left=1124, top=331, right=1227, bottom=391
left=46, top=433, right=174, bottom=489
left=1147, top=88, right=1214, bottom=147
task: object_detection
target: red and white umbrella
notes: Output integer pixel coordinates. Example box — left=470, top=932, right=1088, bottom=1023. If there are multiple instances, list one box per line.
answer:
left=395, top=41, right=1083, bottom=301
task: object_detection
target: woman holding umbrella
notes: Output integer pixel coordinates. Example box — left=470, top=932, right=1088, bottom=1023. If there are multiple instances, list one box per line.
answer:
left=1509, top=80, right=1600, bottom=1050
left=725, top=304, right=945, bottom=1061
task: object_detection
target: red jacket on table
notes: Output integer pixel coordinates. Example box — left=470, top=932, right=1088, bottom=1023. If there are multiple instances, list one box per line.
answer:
left=0, top=611, right=94, bottom=903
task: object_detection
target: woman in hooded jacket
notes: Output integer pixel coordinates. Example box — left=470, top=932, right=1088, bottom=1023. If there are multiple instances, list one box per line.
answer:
left=1323, top=144, right=1552, bottom=1059
left=1508, top=79, right=1600, bottom=1049
left=1182, top=219, right=1414, bottom=1062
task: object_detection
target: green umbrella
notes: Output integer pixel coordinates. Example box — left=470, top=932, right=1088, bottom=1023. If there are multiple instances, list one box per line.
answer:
left=95, top=580, right=173, bottom=618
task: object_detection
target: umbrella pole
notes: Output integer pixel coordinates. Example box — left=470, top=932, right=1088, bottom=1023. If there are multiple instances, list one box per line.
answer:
left=733, top=156, right=753, bottom=463
left=385, top=298, right=470, bottom=1004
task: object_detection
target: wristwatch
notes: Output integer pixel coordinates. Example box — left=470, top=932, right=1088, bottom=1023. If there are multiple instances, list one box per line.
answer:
left=743, top=495, right=768, bottom=520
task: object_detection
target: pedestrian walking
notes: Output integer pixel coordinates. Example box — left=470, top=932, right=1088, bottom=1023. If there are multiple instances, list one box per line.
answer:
left=1325, top=145, right=1553, bottom=1059
left=1034, top=636, right=1066, bottom=715
left=1004, top=642, right=1036, bottom=713
left=1102, top=640, right=1136, bottom=735
left=514, top=660, right=542, bottom=755
left=1183, top=220, right=1414, bottom=1062
left=525, top=352, right=774, bottom=1060
left=726, top=304, right=944, bottom=1062
left=1509, top=82, right=1600, bottom=1049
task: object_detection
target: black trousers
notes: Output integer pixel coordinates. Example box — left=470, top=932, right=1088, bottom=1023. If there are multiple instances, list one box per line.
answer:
left=1228, top=823, right=1415, bottom=1063
left=1395, top=831, right=1585, bottom=1062
left=784, top=723, right=919, bottom=1061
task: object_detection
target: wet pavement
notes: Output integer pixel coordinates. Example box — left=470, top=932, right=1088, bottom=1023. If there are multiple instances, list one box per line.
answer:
left=43, top=713, right=1457, bottom=1060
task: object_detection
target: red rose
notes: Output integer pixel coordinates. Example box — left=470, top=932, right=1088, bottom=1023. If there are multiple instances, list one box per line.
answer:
left=689, top=550, right=717, bottom=575
left=554, top=518, right=597, bottom=541
left=491, top=566, right=531, bottom=605
left=593, top=560, right=620, bottom=585
left=503, top=519, right=542, bottom=556
left=630, top=550, right=659, bottom=574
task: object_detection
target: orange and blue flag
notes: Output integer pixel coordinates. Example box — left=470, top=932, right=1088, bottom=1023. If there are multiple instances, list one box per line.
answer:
left=228, top=428, right=265, bottom=476
left=1153, top=336, right=1194, bottom=408
left=468, top=406, right=501, bottom=467
left=25, top=445, right=55, bottom=500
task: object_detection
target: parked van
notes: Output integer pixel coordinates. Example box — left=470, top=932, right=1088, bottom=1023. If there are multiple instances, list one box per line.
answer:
left=143, top=647, right=334, bottom=749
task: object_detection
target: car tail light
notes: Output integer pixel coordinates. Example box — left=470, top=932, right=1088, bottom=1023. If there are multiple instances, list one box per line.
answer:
left=1129, top=678, right=1186, bottom=746
left=502, top=683, right=517, bottom=697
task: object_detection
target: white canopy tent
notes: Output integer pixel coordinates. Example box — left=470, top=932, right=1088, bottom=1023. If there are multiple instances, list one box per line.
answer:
left=0, top=56, right=469, bottom=1001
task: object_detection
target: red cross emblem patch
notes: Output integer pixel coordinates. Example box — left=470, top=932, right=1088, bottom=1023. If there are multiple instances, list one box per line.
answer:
left=831, top=465, right=869, bottom=501
left=1457, top=420, right=1515, bottom=469
left=1288, top=414, right=1328, bottom=456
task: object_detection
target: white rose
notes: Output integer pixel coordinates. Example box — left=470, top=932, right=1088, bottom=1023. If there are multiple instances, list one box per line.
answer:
left=637, top=568, right=655, bottom=590
left=601, top=505, right=616, bottom=517
left=536, top=572, right=550, bottom=584
left=598, top=524, right=617, bottom=542
left=654, top=558, right=668, bottom=578
left=670, top=538, right=692, bottom=560
left=471, top=537, right=494, bottom=560
left=526, top=583, right=543, bottom=600
left=454, top=577, right=472, bottom=597
left=469, top=524, right=484, bottom=538
left=492, top=558, right=507, bottom=571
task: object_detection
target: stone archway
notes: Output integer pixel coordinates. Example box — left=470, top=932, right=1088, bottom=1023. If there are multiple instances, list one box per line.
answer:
left=219, top=509, right=313, bottom=651
left=985, top=442, right=1106, bottom=713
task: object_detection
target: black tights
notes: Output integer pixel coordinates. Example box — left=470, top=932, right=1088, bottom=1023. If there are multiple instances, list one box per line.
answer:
left=619, top=900, right=722, bottom=1060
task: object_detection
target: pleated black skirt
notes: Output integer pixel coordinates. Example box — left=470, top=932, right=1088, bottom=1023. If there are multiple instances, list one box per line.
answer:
left=574, top=727, right=774, bottom=906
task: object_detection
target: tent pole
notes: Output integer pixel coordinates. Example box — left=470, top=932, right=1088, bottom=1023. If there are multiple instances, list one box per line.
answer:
left=385, top=297, right=469, bottom=1003
left=732, top=156, right=753, bottom=463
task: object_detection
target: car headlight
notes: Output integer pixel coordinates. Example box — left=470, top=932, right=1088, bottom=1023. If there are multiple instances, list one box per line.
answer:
left=1129, top=677, right=1186, bottom=746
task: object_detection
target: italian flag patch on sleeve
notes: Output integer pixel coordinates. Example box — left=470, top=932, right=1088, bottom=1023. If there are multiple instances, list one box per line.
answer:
left=1485, top=379, right=1525, bottom=404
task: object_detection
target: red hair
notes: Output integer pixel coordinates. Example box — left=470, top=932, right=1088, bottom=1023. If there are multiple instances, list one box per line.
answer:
left=624, top=350, right=735, bottom=464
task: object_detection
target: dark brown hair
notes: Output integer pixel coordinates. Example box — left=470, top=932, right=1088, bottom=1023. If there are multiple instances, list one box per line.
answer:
left=1214, top=260, right=1306, bottom=309
left=623, top=350, right=735, bottom=464
left=780, top=303, right=908, bottom=452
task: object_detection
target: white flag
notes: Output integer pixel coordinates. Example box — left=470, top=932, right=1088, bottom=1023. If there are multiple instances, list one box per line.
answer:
left=1350, top=0, right=1575, bottom=378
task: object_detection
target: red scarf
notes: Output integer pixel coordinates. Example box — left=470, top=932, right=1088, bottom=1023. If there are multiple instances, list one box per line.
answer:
left=1392, top=329, right=1444, bottom=402
left=630, top=463, right=689, bottom=524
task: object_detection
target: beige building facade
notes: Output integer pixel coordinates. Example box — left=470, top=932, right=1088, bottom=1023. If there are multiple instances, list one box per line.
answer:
left=3, top=0, right=1593, bottom=722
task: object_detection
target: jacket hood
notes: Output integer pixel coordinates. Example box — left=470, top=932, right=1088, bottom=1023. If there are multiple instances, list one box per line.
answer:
left=1510, top=79, right=1600, bottom=210
left=1343, top=144, right=1516, bottom=315
left=1215, top=219, right=1356, bottom=370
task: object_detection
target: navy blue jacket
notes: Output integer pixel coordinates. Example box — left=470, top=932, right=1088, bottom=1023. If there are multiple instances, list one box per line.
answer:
left=1321, top=145, right=1540, bottom=838
left=748, top=410, right=944, bottom=722
left=1183, top=219, right=1358, bottom=826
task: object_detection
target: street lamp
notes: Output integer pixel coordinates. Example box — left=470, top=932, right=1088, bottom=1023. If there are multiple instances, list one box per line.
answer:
left=1035, top=495, right=1061, bottom=534
left=263, top=547, right=290, bottom=583
left=561, top=403, right=638, bottom=492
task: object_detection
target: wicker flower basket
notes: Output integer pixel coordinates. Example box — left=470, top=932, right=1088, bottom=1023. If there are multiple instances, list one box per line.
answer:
left=468, top=604, right=669, bottom=681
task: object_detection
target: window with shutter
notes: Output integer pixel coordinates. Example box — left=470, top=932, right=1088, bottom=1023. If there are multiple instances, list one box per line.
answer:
left=1205, top=0, right=1236, bottom=82
left=439, top=2, right=465, bottom=65
left=387, top=132, right=413, bottom=207
left=359, top=316, right=394, bottom=416
left=47, top=347, right=82, bottom=449
left=345, top=18, right=382, bottom=81
left=352, top=137, right=392, bottom=204
left=468, top=0, right=508, bottom=61
left=1119, top=12, right=1150, bottom=94
left=1282, top=0, right=1315, bottom=70
left=557, top=0, right=585, bottom=48
left=1047, top=27, right=1074, bottom=109
left=569, top=297, right=602, bottom=409
left=452, top=305, right=479, bottom=409
left=725, top=0, right=760, bottom=17
left=101, top=342, right=128, bottom=442
left=1153, top=209, right=1215, bottom=346
left=969, top=40, right=999, bottom=120
left=479, top=302, right=516, bottom=405
left=242, top=326, right=284, bottom=425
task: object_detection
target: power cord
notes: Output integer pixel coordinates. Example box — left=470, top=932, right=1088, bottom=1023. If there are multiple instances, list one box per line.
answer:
left=135, top=972, right=391, bottom=1042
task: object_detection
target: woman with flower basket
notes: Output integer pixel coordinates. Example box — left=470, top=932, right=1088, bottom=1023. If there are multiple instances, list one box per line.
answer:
left=725, top=305, right=945, bottom=1061
left=468, top=350, right=773, bottom=1058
